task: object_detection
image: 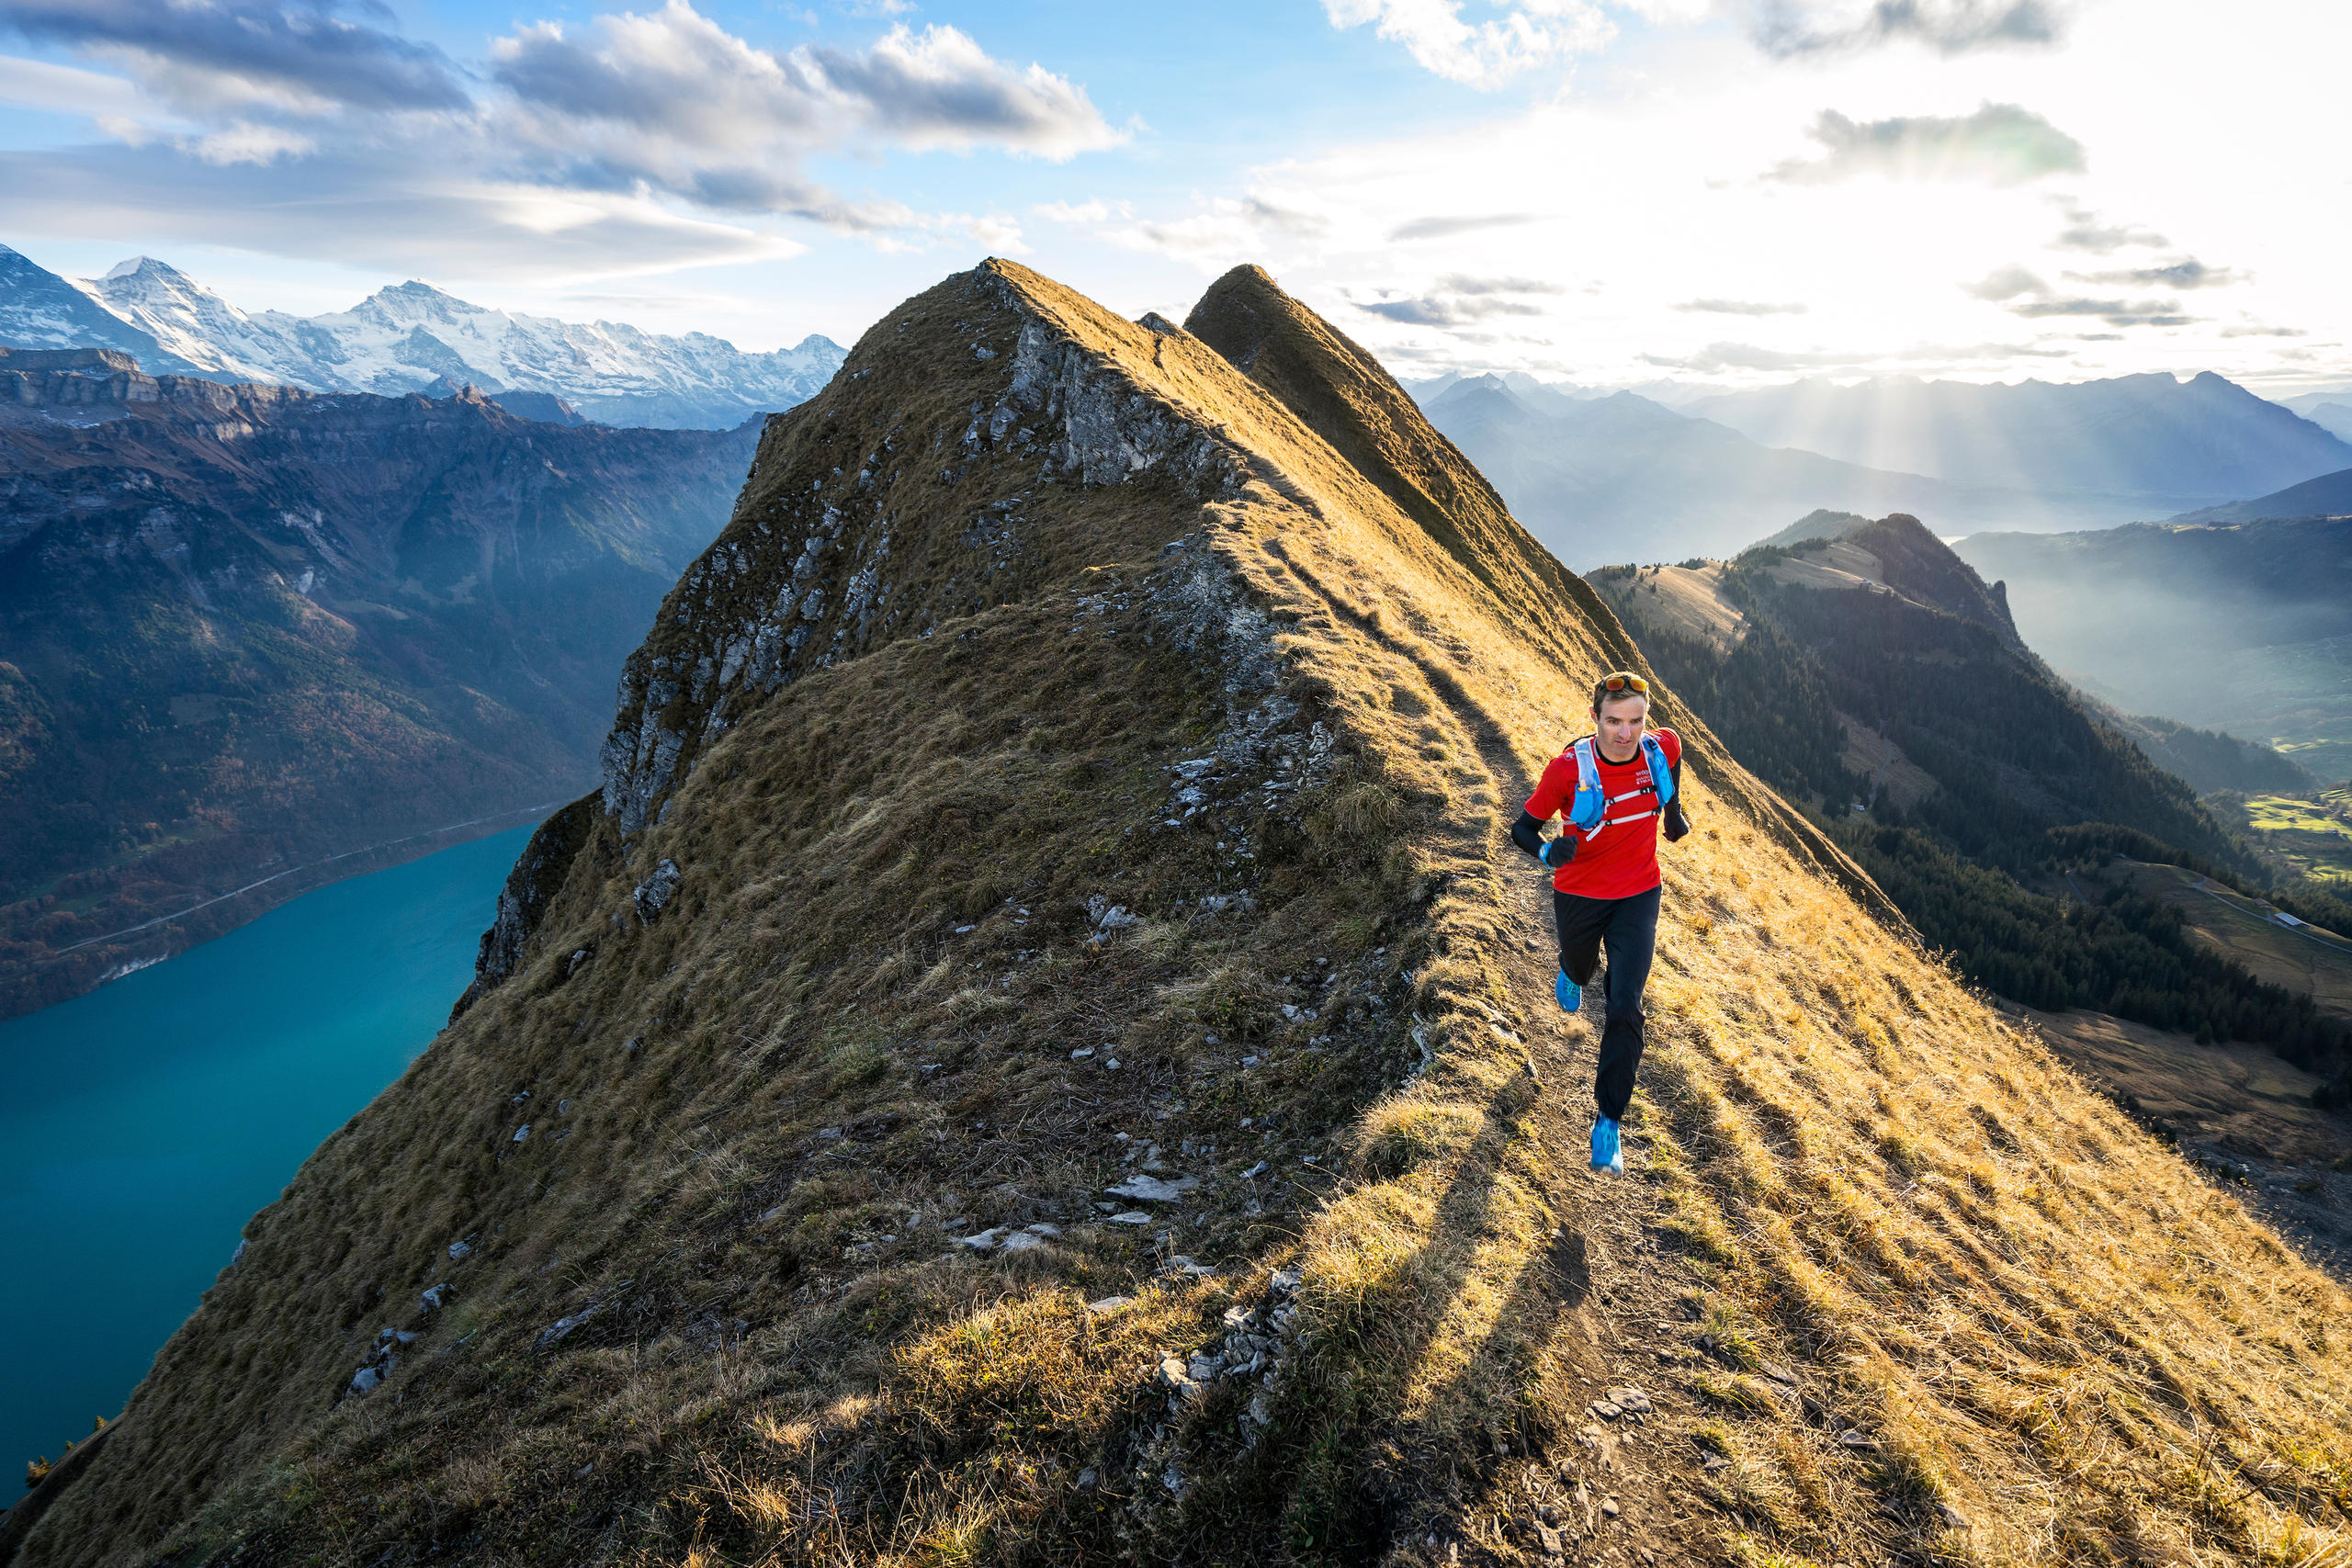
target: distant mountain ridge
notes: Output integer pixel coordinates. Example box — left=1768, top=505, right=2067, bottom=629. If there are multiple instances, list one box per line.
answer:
left=2275, top=389, right=2352, bottom=445
left=0, top=244, right=172, bottom=367
left=2169, top=467, right=2352, bottom=525
left=1952, top=516, right=2352, bottom=773
left=0, top=350, right=763, bottom=1016
left=1417, top=373, right=2139, bottom=568
left=1689, top=372, right=2352, bottom=512
left=0, top=243, right=845, bottom=429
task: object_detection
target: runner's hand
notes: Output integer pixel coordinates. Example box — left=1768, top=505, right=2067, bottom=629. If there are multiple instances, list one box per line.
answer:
left=1540, top=836, right=1577, bottom=867
left=1663, top=798, right=1690, bottom=842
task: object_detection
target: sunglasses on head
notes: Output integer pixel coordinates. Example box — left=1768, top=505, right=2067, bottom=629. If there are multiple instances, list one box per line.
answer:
left=1597, top=672, right=1648, bottom=694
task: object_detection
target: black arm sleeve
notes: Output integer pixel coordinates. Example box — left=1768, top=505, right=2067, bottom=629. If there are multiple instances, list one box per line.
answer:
left=1662, top=760, right=1690, bottom=841
left=1510, top=809, right=1551, bottom=862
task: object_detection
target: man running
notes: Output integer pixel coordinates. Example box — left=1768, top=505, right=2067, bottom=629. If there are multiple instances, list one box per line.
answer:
left=1510, top=671, right=1690, bottom=1174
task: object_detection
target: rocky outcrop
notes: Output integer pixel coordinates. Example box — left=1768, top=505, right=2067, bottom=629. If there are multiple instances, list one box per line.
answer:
left=596, top=263, right=1250, bottom=845
left=0, top=345, right=317, bottom=426
left=451, top=794, right=598, bottom=1018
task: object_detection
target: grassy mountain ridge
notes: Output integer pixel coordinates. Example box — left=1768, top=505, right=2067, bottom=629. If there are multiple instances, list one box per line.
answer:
left=17, top=265, right=2352, bottom=1568
left=0, top=362, right=757, bottom=1016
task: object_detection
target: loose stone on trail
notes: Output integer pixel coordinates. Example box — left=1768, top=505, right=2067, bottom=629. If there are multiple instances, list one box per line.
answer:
left=1105, top=1173, right=1199, bottom=1202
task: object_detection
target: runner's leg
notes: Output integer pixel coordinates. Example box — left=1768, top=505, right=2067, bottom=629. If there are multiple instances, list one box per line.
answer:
left=1552, top=889, right=1611, bottom=988
left=1593, top=886, right=1661, bottom=1122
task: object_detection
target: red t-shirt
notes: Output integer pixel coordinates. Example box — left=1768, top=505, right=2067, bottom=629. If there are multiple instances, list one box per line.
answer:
left=1524, top=728, right=1681, bottom=899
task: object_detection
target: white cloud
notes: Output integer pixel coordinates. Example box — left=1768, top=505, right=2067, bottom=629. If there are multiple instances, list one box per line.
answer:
left=1353, top=291, right=1545, bottom=324
left=1106, top=191, right=1335, bottom=260
left=1322, top=0, right=1615, bottom=87
left=961, top=213, right=1027, bottom=253
left=1091, top=1, right=2352, bottom=395
left=1962, top=261, right=2199, bottom=327
left=0, top=0, right=469, bottom=114
left=486, top=7, right=1122, bottom=219
left=2008, top=295, right=2192, bottom=327
left=2068, top=257, right=2242, bottom=290
left=0, top=143, right=807, bottom=282
left=1675, top=297, right=1808, bottom=315
left=0, top=0, right=1120, bottom=279
left=0, top=51, right=149, bottom=116
left=1962, top=265, right=2045, bottom=300
left=2049, top=203, right=2165, bottom=254
left=1770, top=101, right=2084, bottom=186
left=1326, top=0, right=2064, bottom=85
left=1644, top=337, right=2063, bottom=371
left=1749, top=0, right=2066, bottom=57
left=1387, top=211, right=1542, bottom=242
left=192, top=122, right=314, bottom=164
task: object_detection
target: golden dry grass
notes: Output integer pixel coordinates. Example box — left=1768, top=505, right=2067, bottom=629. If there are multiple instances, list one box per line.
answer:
left=18, top=261, right=2352, bottom=1568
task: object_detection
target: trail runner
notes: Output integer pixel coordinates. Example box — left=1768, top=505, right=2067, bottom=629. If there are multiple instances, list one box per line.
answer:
left=1510, top=671, right=1690, bottom=1174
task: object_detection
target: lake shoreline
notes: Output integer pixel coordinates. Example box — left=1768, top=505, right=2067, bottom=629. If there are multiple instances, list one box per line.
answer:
left=2, top=795, right=579, bottom=1023
left=0, top=821, right=537, bottom=1478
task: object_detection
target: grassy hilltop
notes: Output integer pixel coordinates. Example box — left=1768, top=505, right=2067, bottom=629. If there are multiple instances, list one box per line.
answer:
left=14, top=263, right=2352, bottom=1568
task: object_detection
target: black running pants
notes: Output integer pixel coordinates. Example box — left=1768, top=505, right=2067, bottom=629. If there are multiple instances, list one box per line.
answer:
left=1552, top=884, right=1661, bottom=1122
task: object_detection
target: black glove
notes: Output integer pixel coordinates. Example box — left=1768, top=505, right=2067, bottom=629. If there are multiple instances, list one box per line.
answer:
left=1541, top=835, right=1578, bottom=867
left=1663, top=796, right=1690, bottom=842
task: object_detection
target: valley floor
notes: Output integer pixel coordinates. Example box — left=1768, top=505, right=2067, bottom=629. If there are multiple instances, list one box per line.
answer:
left=2109, top=860, right=2352, bottom=1016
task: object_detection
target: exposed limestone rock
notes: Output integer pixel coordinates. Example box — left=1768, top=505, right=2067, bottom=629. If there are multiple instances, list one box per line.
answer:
left=593, top=262, right=1253, bottom=856
left=630, top=858, right=682, bottom=924
left=450, top=795, right=597, bottom=1019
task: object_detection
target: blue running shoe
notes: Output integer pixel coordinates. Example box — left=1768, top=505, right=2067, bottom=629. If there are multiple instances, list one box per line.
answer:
left=1555, top=969, right=1581, bottom=1012
left=1590, top=1117, right=1624, bottom=1175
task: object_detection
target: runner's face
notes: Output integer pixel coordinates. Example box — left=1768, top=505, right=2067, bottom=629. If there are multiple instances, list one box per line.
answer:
left=1594, top=694, right=1648, bottom=761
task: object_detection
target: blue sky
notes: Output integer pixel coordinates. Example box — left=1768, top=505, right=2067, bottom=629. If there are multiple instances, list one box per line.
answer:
left=1, top=0, right=2346, bottom=396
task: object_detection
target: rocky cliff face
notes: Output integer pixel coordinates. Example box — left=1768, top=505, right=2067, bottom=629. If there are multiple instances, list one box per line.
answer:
left=0, top=371, right=758, bottom=1017
left=17, top=264, right=2349, bottom=1568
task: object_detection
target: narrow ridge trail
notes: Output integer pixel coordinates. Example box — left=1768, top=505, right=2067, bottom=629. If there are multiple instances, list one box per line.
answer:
left=1265, top=520, right=1735, bottom=1560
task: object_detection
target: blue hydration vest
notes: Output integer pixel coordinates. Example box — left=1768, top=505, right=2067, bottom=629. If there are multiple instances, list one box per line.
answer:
left=1565, top=733, right=1676, bottom=840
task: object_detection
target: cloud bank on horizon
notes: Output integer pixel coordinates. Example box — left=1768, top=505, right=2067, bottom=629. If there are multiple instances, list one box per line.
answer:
left=0, top=0, right=2343, bottom=395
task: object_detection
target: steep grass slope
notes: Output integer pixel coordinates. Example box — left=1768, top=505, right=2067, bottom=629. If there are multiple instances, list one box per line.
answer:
left=16, top=264, right=2352, bottom=1568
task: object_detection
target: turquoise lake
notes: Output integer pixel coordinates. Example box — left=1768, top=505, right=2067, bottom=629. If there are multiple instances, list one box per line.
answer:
left=0, top=822, right=535, bottom=1478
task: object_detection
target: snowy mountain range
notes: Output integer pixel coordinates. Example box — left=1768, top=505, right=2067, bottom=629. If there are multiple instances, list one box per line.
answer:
left=0, top=243, right=844, bottom=429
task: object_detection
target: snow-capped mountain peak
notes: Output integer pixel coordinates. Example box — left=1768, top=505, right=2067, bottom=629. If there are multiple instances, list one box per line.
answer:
left=77, top=256, right=298, bottom=384
left=0, top=243, right=175, bottom=366
left=3, top=241, right=846, bottom=427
